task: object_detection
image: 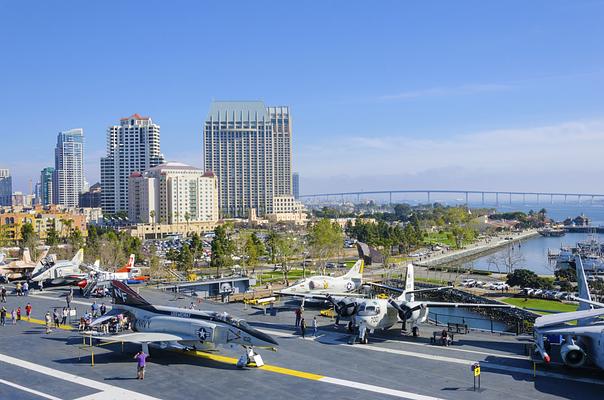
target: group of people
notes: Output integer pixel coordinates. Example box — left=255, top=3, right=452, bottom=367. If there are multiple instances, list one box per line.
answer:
left=0, top=305, right=29, bottom=326
left=294, top=307, right=318, bottom=338
left=14, top=281, right=29, bottom=296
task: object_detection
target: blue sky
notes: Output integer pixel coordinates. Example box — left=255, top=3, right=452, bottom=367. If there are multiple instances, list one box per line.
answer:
left=1, top=1, right=604, bottom=194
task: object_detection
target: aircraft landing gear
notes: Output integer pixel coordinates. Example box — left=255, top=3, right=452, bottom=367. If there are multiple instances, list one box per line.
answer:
left=359, top=324, right=369, bottom=344
left=412, top=326, right=419, bottom=337
left=237, top=347, right=264, bottom=368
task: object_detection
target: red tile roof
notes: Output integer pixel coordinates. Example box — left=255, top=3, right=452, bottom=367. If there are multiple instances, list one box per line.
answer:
left=120, top=113, right=150, bottom=121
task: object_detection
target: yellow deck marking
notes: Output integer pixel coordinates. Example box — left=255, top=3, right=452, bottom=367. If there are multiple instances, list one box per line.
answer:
left=259, top=364, right=324, bottom=380
left=186, top=350, right=324, bottom=380
left=25, top=318, right=73, bottom=331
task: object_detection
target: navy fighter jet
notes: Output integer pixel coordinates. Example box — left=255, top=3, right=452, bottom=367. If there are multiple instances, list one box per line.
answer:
left=88, top=281, right=278, bottom=367
left=534, top=256, right=604, bottom=369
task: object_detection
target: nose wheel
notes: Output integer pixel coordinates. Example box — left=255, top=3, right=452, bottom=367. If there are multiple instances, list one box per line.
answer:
left=237, top=347, right=264, bottom=368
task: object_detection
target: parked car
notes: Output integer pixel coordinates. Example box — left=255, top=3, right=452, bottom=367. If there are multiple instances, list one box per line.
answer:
left=533, top=289, right=544, bottom=296
left=460, top=279, right=476, bottom=287
left=522, top=288, right=534, bottom=296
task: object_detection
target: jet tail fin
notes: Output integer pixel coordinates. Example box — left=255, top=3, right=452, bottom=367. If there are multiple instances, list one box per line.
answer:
left=35, top=248, right=49, bottom=264
left=117, top=254, right=135, bottom=273
left=575, top=256, right=595, bottom=325
left=22, top=249, right=32, bottom=264
left=111, top=280, right=154, bottom=310
left=397, top=263, right=415, bottom=302
left=342, top=259, right=363, bottom=280
left=71, top=249, right=84, bottom=266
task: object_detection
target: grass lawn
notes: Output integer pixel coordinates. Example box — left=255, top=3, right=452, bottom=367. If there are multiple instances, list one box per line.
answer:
left=416, top=277, right=450, bottom=286
left=501, top=297, right=578, bottom=314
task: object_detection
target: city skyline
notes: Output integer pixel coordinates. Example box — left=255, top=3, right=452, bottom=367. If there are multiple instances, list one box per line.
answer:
left=1, top=2, right=604, bottom=195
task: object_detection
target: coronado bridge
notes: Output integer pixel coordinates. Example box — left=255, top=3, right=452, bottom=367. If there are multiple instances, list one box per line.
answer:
left=298, top=189, right=604, bottom=205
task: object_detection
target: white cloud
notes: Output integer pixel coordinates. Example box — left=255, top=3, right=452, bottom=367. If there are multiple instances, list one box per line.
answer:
left=296, top=119, right=604, bottom=194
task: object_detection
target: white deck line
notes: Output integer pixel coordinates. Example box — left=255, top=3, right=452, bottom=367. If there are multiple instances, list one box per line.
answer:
left=0, top=353, right=161, bottom=400
left=0, top=378, right=62, bottom=400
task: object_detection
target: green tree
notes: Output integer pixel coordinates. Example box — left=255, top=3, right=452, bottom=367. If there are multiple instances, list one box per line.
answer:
left=20, top=222, right=37, bottom=259
left=45, top=220, right=60, bottom=246
left=308, top=218, right=344, bottom=274
left=69, top=227, right=84, bottom=250
left=244, top=232, right=265, bottom=274
left=272, top=232, right=299, bottom=286
left=506, top=269, right=551, bottom=288
left=177, top=244, right=194, bottom=273
left=21, top=222, right=35, bottom=244
left=211, top=225, right=235, bottom=275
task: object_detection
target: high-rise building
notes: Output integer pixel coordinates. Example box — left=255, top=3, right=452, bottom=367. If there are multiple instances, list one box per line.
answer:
left=40, top=167, right=55, bottom=205
left=203, top=101, right=293, bottom=217
left=128, top=162, right=218, bottom=224
left=293, top=172, right=300, bottom=199
left=0, top=169, right=11, bottom=206
left=100, top=114, right=165, bottom=215
left=53, top=128, right=84, bottom=207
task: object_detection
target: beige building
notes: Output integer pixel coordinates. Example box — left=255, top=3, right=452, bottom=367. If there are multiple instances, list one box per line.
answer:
left=265, top=195, right=307, bottom=225
left=128, top=162, right=219, bottom=226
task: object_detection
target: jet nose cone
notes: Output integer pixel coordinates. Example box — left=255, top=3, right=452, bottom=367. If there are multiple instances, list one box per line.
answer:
left=248, top=327, right=279, bottom=346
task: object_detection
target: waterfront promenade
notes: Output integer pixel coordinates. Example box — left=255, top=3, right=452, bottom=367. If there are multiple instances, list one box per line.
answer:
left=414, top=229, right=539, bottom=268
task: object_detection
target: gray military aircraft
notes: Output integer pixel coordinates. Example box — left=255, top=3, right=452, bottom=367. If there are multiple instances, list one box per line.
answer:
left=534, top=256, right=604, bottom=369
left=88, top=280, right=278, bottom=367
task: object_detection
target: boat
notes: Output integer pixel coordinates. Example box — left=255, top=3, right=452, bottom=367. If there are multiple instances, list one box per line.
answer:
left=538, top=227, right=566, bottom=237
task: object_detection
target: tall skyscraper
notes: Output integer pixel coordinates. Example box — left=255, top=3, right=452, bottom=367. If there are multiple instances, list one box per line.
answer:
left=52, top=129, right=84, bottom=207
left=40, top=167, right=55, bottom=205
left=293, top=172, right=300, bottom=199
left=101, top=114, right=164, bottom=214
left=0, top=169, right=12, bottom=206
left=203, top=101, right=293, bottom=217
left=268, top=106, right=292, bottom=196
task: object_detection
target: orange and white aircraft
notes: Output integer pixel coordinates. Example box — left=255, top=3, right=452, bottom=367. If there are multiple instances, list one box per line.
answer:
left=86, top=254, right=149, bottom=284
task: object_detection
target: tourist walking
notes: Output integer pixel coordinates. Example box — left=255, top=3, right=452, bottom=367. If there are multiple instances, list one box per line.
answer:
left=61, top=307, right=68, bottom=325
left=16, top=306, right=21, bottom=321
left=53, top=309, right=60, bottom=328
left=11, top=309, right=16, bottom=324
left=25, top=303, right=31, bottom=320
left=23, top=281, right=29, bottom=296
left=1, top=307, right=7, bottom=326
left=294, top=307, right=301, bottom=327
left=16, top=282, right=22, bottom=296
left=66, top=290, right=73, bottom=308
left=312, top=316, right=318, bottom=337
left=91, top=301, right=99, bottom=318
left=300, top=317, right=306, bottom=338
left=0, top=286, right=6, bottom=302
left=100, top=303, right=107, bottom=316
left=44, top=312, right=52, bottom=334
left=134, top=351, right=148, bottom=380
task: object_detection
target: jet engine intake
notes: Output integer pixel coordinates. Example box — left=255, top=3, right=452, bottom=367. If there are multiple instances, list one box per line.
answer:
left=560, top=341, right=587, bottom=368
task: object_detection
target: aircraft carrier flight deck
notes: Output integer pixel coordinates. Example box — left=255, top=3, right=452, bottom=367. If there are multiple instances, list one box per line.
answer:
left=0, top=286, right=601, bottom=400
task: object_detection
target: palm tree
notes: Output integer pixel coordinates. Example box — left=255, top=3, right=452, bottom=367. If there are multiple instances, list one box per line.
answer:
left=149, top=210, right=156, bottom=239
left=185, top=212, right=191, bottom=235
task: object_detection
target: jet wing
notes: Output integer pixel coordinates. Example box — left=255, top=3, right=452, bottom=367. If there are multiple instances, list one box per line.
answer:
left=90, top=332, right=196, bottom=343
left=366, top=282, right=453, bottom=294
left=534, top=308, right=604, bottom=329
left=534, top=324, right=604, bottom=337
left=422, top=302, right=515, bottom=309
left=276, top=291, right=366, bottom=299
